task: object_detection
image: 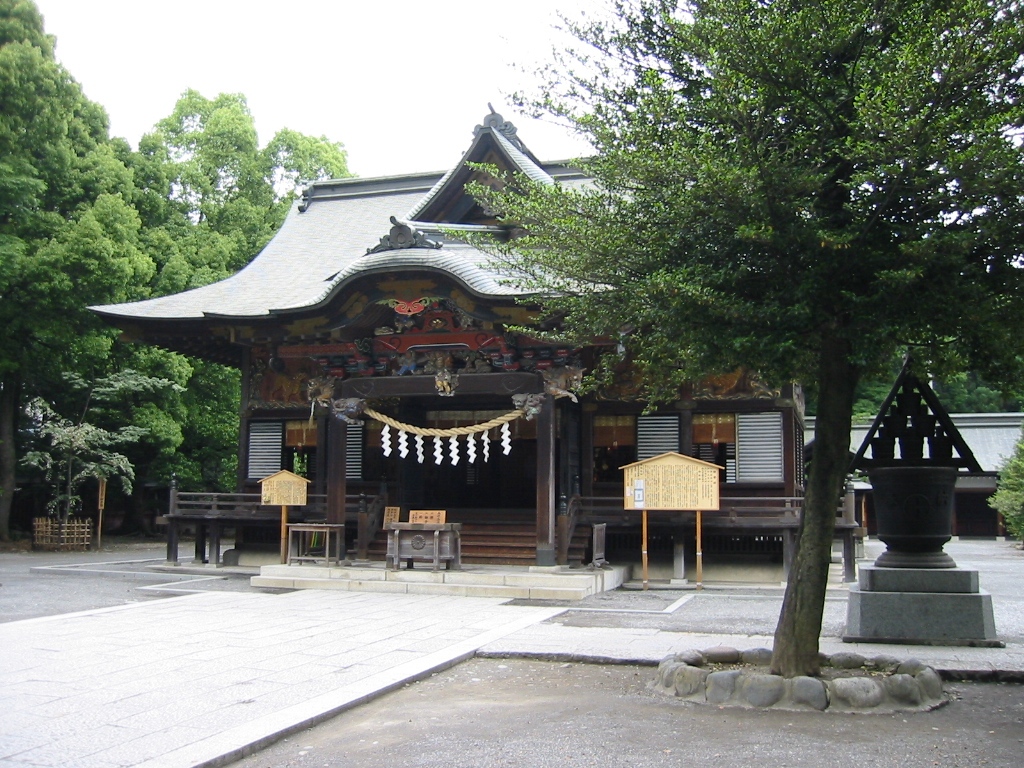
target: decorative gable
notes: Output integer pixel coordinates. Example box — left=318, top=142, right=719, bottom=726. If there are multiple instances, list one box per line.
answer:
left=407, top=107, right=552, bottom=227
left=851, top=360, right=983, bottom=472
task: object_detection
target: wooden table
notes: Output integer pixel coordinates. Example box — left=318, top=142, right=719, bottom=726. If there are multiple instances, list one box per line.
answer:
left=287, top=523, right=347, bottom=566
left=385, top=522, right=462, bottom=571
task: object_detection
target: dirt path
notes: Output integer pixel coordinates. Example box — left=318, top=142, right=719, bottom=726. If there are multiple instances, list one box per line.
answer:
left=228, top=658, right=1024, bottom=768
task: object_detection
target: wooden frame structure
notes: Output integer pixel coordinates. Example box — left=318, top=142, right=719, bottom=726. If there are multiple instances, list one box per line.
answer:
left=95, top=110, right=811, bottom=579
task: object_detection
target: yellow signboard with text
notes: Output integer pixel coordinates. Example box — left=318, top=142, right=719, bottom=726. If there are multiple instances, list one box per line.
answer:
left=259, top=469, right=309, bottom=507
left=622, top=452, right=721, bottom=511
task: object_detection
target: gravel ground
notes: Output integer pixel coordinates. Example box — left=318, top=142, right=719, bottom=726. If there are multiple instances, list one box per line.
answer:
left=227, top=657, right=1024, bottom=768
left=0, top=538, right=267, bottom=623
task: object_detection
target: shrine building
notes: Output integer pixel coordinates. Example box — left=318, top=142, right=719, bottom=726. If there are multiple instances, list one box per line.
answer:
left=93, top=110, right=808, bottom=581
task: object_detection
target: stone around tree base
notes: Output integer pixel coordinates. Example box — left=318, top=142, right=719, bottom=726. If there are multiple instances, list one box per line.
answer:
left=844, top=583, right=1001, bottom=647
left=654, top=647, right=948, bottom=712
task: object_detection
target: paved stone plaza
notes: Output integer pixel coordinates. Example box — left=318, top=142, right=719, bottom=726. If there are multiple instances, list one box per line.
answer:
left=0, top=539, right=1021, bottom=767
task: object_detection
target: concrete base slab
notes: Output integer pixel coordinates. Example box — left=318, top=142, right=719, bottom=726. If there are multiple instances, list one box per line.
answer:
left=858, top=565, right=979, bottom=593
left=844, top=585, right=1001, bottom=646
left=252, top=562, right=629, bottom=600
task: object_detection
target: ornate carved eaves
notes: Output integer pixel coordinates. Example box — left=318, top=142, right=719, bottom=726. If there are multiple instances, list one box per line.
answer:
left=367, top=216, right=443, bottom=254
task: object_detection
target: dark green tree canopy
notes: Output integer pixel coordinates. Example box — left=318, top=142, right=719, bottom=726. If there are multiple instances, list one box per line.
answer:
left=486, top=0, right=1024, bottom=396
left=478, top=0, right=1024, bottom=676
left=1, top=1, right=353, bottom=539
left=130, top=90, right=350, bottom=293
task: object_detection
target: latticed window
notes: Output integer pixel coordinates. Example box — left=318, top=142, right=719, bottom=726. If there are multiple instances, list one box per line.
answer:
left=690, top=412, right=784, bottom=484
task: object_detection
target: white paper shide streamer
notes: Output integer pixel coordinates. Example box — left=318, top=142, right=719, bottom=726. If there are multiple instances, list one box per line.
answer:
left=371, top=408, right=525, bottom=466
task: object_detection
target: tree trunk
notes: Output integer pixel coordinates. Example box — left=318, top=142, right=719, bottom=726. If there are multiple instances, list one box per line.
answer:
left=0, top=374, right=20, bottom=541
left=771, top=335, right=859, bottom=677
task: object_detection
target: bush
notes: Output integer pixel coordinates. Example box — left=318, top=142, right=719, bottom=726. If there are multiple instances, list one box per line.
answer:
left=990, top=432, right=1024, bottom=541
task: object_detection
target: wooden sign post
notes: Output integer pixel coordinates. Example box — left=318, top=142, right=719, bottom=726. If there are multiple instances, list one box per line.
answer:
left=96, top=477, right=108, bottom=550
left=622, top=452, right=722, bottom=589
left=259, top=470, right=310, bottom=563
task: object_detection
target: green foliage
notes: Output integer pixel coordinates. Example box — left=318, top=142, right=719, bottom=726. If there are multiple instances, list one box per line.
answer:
left=1, top=3, right=353, bottom=537
left=0, top=0, right=145, bottom=378
left=991, top=432, right=1024, bottom=541
left=20, top=369, right=182, bottom=522
left=478, top=0, right=1024, bottom=676
left=931, top=373, right=1020, bottom=414
left=129, top=90, right=350, bottom=287
left=813, top=370, right=1020, bottom=420
left=0, top=0, right=159, bottom=537
left=485, top=0, right=1024, bottom=396
left=153, top=358, right=240, bottom=492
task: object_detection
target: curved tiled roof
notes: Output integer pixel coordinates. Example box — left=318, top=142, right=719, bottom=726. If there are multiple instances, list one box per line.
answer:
left=92, top=112, right=584, bottom=324
left=93, top=185, right=526, bottom=321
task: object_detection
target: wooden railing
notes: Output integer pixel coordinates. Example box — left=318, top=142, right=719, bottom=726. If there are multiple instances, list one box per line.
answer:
left=172, top=492, right=327, bottom=520
left=165, top=487, right=387, bottom=565
left=577, top=492, right=859, bottom=581
left=578, top=495, right=814, bottom=524
left=169, top=490, right=388, bottom=523
left=591, top=523, right=607, bottom=568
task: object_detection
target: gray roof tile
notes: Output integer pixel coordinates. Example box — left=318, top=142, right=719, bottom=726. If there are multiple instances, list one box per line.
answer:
left=92, top=186, right=525, bottom=321
left=92, top=114, right=580, bottom=324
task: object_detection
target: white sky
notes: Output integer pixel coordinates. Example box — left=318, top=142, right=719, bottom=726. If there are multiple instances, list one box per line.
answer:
left=35, top=0, right=599, bottom=178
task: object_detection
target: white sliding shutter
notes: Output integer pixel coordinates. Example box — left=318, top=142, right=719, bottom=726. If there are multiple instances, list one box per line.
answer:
left=637, top=415, right=680, bottom=459
left=247, top=422, right=283, bottom=479
left=736, top=412, right=784, bottom=482
left=345, top=425, right=363, bottom=480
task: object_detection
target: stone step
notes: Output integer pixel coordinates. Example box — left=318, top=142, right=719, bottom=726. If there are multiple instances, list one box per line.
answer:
left=252, top=563, right=628, bottom=600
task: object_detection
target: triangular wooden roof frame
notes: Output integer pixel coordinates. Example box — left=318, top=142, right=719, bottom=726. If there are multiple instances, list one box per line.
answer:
left=850, top=359, right=982, bottom=472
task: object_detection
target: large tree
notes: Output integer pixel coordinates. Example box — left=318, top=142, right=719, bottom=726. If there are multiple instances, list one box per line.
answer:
left=0, top=0, right=154, bottom=539
left=479, top=0, right=1024, bottom=676
left=1, top=2, right=351, bottom=539
left=130, top=90, right=349, bottom=293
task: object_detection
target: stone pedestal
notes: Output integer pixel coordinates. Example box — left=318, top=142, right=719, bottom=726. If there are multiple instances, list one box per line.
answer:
left=844, top=565, right=1001, bottom=646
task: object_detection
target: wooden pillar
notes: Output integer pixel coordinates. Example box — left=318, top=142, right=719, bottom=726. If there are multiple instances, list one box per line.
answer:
left=314, top=413, right=329, bottom=496
left=782, top=407, right=797, bottom=495
left=672, top=529, right=687, bottom=583
left=679, top=409, right=694, bottom=458
left=782, top=527, right=796, bottom=580
left=326, top=416, right=347, bottom=525
left=581, top=406, right=596, bottom=497
left=237, top=347, right=252, bottom=491
left=535, top=395, right=556, bottom=566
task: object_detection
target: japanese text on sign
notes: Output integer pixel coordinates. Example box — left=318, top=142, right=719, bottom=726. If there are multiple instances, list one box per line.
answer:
left=623, top=455, right=720, bottom=511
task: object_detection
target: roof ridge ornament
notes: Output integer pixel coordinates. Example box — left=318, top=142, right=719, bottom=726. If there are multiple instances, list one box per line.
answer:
left=474, top=104, right=526, bottom=152
left=297, top=184, right=313, bottom=212
left=367, top=216, right=443, bottom=254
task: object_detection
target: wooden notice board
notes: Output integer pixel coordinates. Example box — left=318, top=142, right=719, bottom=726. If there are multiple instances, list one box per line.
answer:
left=259, top=470, right=311, bottom=563
left=259, top=469, right=309, bottom=506
left=622, top=452, right=721, bottom=511
left=620, top=452, right=722, bottom=589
